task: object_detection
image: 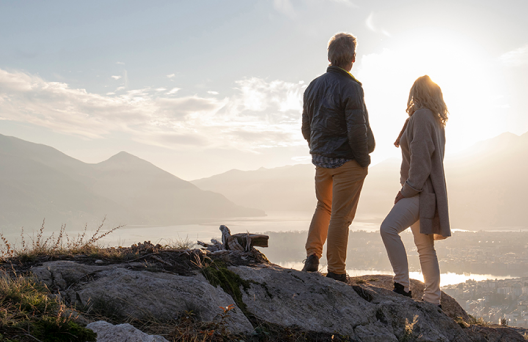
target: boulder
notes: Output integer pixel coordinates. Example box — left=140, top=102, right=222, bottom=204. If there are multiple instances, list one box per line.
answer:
left=231, top=264, right=471, bottom=341
left=31, top=262, right=254, bottom=334
left=86, top=321, right=168, bottom=342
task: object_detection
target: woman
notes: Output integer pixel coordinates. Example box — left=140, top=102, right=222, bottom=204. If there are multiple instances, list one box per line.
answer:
left=380, top=75, right=451, bottom=306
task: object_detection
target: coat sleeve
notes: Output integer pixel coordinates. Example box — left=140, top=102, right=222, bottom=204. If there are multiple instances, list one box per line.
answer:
left=301, top=89, right=311, bottom=144
left=345, top=85, right=370, bottom=167
left=365, top=106, right=376, bottom=153
left=400, top=111, right=436, bottom=198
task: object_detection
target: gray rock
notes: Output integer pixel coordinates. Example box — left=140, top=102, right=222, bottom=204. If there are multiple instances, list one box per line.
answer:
left=229, top=264, right=373, bottom=335
left=354, top=322, right=398, bottom=342
left=31, top=262, right=253, bottom=334
left=348, top=274, right=469, bottom=322
left=31, top=260, right=108, bottom=290
left=229, top=265, right=475, bottom=341
left=86, top=321, right=168, bottom=342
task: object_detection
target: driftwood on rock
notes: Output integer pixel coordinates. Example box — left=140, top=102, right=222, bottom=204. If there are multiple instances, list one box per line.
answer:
left=198, top=225, right=269, bottom=252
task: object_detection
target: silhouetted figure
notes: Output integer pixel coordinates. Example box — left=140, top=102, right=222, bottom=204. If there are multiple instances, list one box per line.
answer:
left=301, top=32, right=375, bottom=282
left=380, top=75, right=451, bottom=306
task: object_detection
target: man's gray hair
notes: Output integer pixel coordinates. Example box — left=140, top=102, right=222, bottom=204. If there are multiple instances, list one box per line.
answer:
left=327, top=33, right=357, bottom=68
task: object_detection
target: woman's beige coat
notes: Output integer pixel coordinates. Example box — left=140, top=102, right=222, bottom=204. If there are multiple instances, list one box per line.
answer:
left=399, top=108, right=451, bottom=239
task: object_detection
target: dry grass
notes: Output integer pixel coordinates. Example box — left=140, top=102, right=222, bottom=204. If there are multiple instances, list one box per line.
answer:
left=0, top=270, right=95, bottom=341
left=0, top=218, right=125, bottom=263
left=467, top=315, right=490, bottom=327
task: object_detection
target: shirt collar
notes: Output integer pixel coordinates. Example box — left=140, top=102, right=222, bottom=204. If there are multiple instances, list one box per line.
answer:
left=327, top=65, right=361, bottom=84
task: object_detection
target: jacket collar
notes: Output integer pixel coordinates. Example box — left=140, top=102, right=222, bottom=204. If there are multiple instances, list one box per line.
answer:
left=327, top=66, right=362, bottom=85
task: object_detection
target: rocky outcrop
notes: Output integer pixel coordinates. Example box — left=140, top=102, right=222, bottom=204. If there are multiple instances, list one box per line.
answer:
left=29, top=251, right=527, bottom=342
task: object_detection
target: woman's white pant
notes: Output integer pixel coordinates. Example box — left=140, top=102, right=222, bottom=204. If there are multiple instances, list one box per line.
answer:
left=380, top=195, right=441, bottom=305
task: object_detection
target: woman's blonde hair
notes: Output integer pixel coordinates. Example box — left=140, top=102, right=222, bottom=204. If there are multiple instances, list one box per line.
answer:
left=406, top=75, right=449, bottom=125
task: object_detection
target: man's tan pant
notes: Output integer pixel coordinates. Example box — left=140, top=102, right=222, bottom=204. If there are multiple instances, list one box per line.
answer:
left=305, top=160, right=367, bottom=274
left=380, top=195, right=441, bottom=305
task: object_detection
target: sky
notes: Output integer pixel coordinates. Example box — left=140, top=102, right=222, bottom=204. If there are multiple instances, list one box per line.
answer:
left=1, top=0, right=528, bottom=180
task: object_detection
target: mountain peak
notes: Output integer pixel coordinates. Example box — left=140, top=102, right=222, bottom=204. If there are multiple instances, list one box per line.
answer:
left=95, top=151, right=158, bottom=171
left=103, top=151, right=145, bottom=163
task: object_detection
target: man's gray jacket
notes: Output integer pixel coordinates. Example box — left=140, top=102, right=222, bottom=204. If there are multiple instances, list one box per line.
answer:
left=302, top=66, right=375, bottom=167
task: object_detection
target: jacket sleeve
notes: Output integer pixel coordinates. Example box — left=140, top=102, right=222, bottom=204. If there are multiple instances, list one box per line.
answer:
left=365, top=106, right=376, bottom=153
left=400, top=111, right=436, bottom=198
left=301, top=89, right=311, bottom=144
left=345, top=85, right=370, bottom=167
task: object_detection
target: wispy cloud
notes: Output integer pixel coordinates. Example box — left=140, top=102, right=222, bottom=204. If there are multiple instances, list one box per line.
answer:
left=167, top=74, right=175, bottom=79
left=207, top=91, right=219, bottom=95
left=0, top=68, right=306, bottom=150
left=500, top=45, right=528, bottom=67
left=366, top=12, right=391, bottom=37
left=111, top=75, right=122, bottom=80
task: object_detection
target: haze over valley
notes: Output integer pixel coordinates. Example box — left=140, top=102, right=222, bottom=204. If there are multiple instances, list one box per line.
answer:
left=0, top=134, right=263, bottom=230
left=2, top=130, right=528, bottom=233
left=194, top=131, right=528, bottom=230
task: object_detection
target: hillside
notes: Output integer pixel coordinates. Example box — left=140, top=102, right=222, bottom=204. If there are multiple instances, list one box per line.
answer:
left=193, top=132, right=528, bottom=229
left=0, top=134, right=264, bottom=230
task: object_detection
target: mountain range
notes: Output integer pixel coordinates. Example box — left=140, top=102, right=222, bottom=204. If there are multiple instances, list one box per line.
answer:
left=2, top=131, right=527, bottom=231
left=0, top=134, right=264, bottom=230
left=192, top=132, right=528, bottom=229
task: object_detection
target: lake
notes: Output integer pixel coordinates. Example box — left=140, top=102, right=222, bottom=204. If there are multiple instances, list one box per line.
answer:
left=276, top=262, right=514, bottom=287
left=100, top=211, right=381, bottom=246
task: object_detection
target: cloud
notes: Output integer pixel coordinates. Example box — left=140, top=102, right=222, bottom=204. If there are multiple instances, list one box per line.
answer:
left=500, top=45, right=528, bottom=67
left=0, top=68, right=306, bottom=151
left=156, top=96, right=225, bottom=120
left=111, top=75, right=122, bottom=80
left=366, top=12, right=391, bottom=37
left=167, top=74, right=175, bottom=78
left=207, top=91, right=219, bottom=95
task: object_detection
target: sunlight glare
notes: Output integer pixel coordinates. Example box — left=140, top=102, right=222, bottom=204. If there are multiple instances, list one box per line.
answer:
left=358, top=29, right=507, bottom=162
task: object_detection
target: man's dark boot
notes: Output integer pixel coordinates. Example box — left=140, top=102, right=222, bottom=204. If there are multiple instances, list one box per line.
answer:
left=326, top=272, right=347, bottom=282
left=302, top=254, right=319, bottom=272
left=393, top=282, right=412, bottom=297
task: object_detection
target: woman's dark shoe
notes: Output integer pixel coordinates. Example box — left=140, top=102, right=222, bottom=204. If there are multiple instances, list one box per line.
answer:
left=326, top=272, right=347, bottom=282
left=393, top=282, right=412, bottom=297
left=301, top=254, right=319, bottom=272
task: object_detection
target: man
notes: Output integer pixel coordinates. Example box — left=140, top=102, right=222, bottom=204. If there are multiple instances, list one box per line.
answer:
left=301, top=32, right=375, bottom=282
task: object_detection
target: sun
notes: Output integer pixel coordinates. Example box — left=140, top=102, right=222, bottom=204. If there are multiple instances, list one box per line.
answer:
left=357, top=28, right=507, bottom=163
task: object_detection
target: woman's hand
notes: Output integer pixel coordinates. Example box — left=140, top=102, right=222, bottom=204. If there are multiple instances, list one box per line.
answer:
left=395, top=191, right=405, bottom=204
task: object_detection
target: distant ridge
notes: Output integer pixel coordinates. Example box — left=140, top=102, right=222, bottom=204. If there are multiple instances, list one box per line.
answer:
left=0, top=134, right=264, bottom=230
left=192, top=131, right=528, bottom=229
